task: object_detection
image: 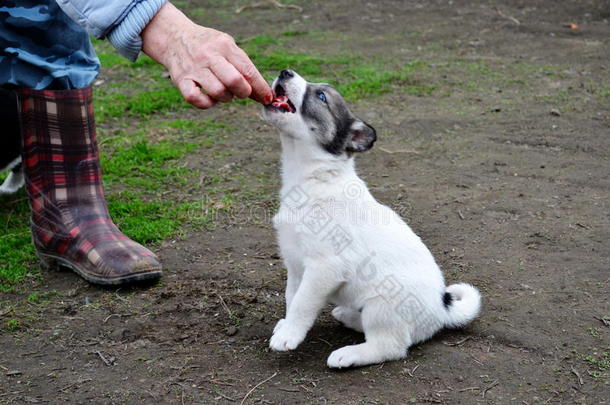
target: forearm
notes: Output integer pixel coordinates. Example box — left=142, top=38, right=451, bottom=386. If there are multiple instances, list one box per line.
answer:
left=141, top=3, right=195, bottom=68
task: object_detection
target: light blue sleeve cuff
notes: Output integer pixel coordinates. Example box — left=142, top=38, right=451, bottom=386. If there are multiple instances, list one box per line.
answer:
left=107, top=0, right=168, bottom=62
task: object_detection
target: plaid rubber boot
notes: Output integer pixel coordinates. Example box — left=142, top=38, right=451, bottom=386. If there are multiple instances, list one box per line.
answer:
left=19, top=87, right=162, bottom=285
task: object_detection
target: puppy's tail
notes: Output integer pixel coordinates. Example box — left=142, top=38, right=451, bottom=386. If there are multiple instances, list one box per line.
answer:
left=442, top=283, right=481, bottom=328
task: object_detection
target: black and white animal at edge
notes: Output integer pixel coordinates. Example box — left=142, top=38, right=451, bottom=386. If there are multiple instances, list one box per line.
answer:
left=0, top=87, right=24, bottom=196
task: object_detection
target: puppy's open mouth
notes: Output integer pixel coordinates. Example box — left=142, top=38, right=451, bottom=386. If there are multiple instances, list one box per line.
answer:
left=267, top=84, right=296, bottom=113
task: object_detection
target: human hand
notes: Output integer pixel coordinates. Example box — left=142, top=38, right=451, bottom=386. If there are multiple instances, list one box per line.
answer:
left=141, top=3, right=272, bottom=109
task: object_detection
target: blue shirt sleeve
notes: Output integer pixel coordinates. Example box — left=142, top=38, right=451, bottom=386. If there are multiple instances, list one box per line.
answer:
left=56, top=0, right=168, bottom=62
left=107, top=0, right=167, bottom=61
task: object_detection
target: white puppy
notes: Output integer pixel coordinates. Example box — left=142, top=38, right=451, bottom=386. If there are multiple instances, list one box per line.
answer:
left=263, top=70, right=481, bottom=368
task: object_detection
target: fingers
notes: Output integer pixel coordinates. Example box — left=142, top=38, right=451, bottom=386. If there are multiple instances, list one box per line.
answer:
left=209, top=58, right=252, bottom=99
left=195, top=68, right=234, bottom=103
left=227, top=48, right=273, bottom=104
left=177, top=79, right=217, bottom=110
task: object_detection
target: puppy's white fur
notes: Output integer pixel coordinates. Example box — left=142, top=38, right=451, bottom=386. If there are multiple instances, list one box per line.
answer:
left=264, top=72, right=481, bottom=368
left=0, top=158, right=24, bottom=196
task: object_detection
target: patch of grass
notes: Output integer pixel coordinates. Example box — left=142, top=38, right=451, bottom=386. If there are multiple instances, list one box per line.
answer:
left=95, top=87, right=188, bottom=122
left=0, top=117, right=227, bottom=291
left=5, top=318, right=21, bottom=331
left=0, top=194, right=37, bottom=292
left=241, top=34, right=430, bottom=100
left=108, top=191, right=210, bottom=244
left=336, top=61, right=433, bottom=100
left=102, top=137, right=197, bottom=190
left=577, top=347, right=610, bottom=380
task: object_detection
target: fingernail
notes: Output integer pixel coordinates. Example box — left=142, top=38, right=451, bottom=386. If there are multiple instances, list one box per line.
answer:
left=264, top=93, right=273, bottom=104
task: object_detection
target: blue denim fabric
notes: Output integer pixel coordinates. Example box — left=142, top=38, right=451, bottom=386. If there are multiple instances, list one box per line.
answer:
left=0, top=0, right=166, bottom=89
left=0, top=1, right=100, bottom=90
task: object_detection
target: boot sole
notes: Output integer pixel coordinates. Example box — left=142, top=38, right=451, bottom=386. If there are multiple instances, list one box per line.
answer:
left=38, top=251, right=162, bottom=286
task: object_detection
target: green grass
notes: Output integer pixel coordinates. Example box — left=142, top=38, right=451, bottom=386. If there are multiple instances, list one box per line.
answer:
left=240, top=35, right=431, bottom=101
left=337, top=62, right=434, bottom=100
left=0, top=194, right=38, bottom=292
left=5, top=318, right=21, bottom=331
left=581, top=347, right=610, bottom=380
left=0, top=118, right=226, bottom=292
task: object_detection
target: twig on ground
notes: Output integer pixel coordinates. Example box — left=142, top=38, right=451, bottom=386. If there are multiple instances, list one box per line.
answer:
left=317, top=338, right=332, bottom=347
left=113, top=292, right=128, bottom=302
left=0, top=391, right=22, bottom=397
left=103, top=314, right=121, bottom=323
left=96, top=351, right=113, bottom=366
left=482, top=380, right=499, bottom=398
left=493, top=7, right=520, bottom=25
left=60, top=378, right=92, bottom=393
left=379, top=147, right=420, bottom=155
left=19, top=351, right=41, bottom=357
left=5, top=370, right=22, bottom=376
left=570, top=366, right=584, bottom=386
left=458, top=386, right=480, bottom=392
left=217, top=294, right=233, bottom=317
left=593, top=316, right=609, bottom=327
left=216, top=392, right=237, bottom=402
left=236, top=0, right=302, bottom=14
left=406, top=364, right=420, bottom=378
left=443, top=336, right=471, bottom=346
left=277, top=387, right=300, bottom=393
left=470, top=355, right=484, bottom=366
left=299, top=384, right=312, bottom=393
left=240, top=372, right=278, bottom=405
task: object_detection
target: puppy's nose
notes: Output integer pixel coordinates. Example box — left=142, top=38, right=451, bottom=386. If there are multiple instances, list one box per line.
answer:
left=279, top=69, right=294, bottom=80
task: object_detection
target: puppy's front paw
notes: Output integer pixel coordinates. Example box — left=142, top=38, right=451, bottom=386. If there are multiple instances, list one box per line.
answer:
left=273, top=318, right=286, bottom=333
left=269, top=321, right=305, bottom=351
left=327, top=345, right=364, bottom=368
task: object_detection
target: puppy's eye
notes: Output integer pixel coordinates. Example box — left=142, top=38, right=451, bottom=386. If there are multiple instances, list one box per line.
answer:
left=317, top=91, right=327, bottom=103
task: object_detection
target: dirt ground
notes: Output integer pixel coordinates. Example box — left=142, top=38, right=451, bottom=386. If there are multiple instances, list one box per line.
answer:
left=1, top=0, right=609, bottom=404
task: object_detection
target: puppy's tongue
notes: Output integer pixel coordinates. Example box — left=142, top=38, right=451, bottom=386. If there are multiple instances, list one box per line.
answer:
left=271, top=95, right=289, bottom=108
left=270, top=95, right=295, bottom=112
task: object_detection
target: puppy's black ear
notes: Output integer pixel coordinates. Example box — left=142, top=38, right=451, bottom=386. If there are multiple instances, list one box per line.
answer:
left=346, top=120, right=376, bottom=153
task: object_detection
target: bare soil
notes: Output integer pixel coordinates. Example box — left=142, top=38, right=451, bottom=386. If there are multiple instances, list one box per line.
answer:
left=1, top=1, right=609, bottom=404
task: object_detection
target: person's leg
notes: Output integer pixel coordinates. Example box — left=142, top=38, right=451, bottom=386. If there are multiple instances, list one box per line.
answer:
left=1, top=2, right=162, bottom=284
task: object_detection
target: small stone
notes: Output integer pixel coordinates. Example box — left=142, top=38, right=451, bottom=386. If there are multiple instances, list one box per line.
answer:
left=550, top=109, right=561, bottom=116
left=226, top=326, right=238, bottom=336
